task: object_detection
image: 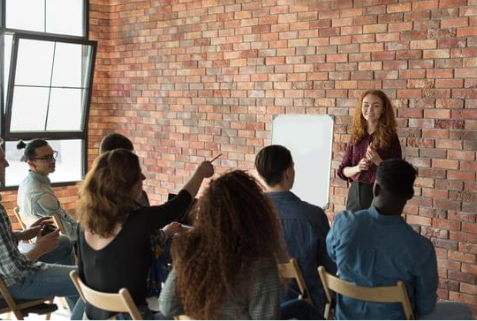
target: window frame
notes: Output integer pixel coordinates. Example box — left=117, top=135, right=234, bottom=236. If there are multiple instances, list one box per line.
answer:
left=0, top=0, right=95, bottom=190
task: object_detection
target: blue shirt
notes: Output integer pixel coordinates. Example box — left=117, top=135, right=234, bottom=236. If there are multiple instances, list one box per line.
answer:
left=327, top=207, right=438, bottom=320
left=17, top=171, right=78, bottom=241
left=268, top=191, right=336, bottom=315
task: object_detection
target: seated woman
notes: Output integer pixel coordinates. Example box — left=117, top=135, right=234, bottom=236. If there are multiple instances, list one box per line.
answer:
left=76, top=149, right=214, bottom=319
left=159, top=170, right=285, bottom=319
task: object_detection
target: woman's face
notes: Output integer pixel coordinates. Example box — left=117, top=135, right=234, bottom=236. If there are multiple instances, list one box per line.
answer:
left=131, top=171, right=146, bottom=201
left=361, top=94, right=384, bottom=124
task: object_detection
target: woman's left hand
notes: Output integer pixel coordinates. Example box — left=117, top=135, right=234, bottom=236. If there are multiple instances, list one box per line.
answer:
left=366, top=144, right=382, bottom=165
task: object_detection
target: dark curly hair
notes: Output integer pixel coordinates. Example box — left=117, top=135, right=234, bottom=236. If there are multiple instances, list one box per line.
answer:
left=171, top=170, right=285, bottom=319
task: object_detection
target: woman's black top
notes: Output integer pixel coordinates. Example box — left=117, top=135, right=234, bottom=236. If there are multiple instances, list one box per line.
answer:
left=77, top=190, right=192, bottom=319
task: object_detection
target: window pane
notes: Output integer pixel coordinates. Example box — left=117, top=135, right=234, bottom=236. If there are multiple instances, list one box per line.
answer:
left=46, top=0, right=84, bottom=37
left=5, top=139, right=83, bottom=186
left=51, top=43, right=90, bottom=88
left=10, top=86, right=49, bottom=131
left=15, top=39, right=54, bottom=86
left=3, top=35, right=13, bottom=108
left=47, top=88, right=84, bottom=131
left=6, top=0, right=45, bottom=32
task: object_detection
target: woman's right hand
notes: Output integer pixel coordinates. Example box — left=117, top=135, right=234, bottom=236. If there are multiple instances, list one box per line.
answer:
left=356, top=158, right=370, bottom=173
left=196, top=161, right=214, bottom=179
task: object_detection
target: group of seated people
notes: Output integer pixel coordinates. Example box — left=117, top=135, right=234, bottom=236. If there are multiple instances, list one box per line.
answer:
left=0, top=134, right=472, bottom=320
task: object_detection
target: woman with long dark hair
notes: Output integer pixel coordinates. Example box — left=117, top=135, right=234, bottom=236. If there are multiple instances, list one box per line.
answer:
left=159, top=170, right=285, bottom=319
left=338, top=90, right=402, bottom=212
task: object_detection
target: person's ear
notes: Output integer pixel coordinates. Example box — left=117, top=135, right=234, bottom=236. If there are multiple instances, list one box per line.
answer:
left=373, top=182, right=380, bottom=198
left=27, top=160, right=36, bottom=170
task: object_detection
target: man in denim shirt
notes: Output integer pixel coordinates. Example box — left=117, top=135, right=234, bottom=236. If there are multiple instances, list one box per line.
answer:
left=327, top=159, right=471, bottom=319
left=255, top=145, right=336, bottom=317
left=17, top=139, right=78, bottom=243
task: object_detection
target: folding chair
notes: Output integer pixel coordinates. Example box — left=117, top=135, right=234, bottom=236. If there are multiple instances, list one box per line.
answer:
left=318, top=266, right=414, bottom=320
left=12, top=207, right=27, bottom=230
left=278, top=258, right=314, bottom=307
left=69, top=271, right=142, bottom=320
left=0, top=276, right=56, bottom=320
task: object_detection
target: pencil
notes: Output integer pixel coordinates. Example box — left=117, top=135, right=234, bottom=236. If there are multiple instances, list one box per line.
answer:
left=210, top=153, right=223, bottom=163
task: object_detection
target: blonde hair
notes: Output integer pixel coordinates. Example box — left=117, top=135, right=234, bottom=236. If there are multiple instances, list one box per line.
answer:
left=351, top=90, right=397, bottom=150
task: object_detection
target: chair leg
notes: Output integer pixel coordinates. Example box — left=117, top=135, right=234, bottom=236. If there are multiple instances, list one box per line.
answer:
left=58, top=297, right=68, bottom=310
left=13, top=308, right=24, bottom=320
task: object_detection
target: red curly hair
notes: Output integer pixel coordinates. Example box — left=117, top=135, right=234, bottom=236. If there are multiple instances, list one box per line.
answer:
left=351, top=90, right=397, bottom=150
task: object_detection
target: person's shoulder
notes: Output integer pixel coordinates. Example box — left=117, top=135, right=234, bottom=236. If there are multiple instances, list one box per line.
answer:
left=333, top=209, right=369, bottom=227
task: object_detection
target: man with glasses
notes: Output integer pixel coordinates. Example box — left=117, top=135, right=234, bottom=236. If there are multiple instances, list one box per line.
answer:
left=16, top=139, right=77, bottom=265
left=0, top=137, right=84, bottom=318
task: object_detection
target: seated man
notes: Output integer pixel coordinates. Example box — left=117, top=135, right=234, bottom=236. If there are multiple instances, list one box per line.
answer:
left=0, top=138, right=83, bottom=318
left=255, top=145, right=336, bottom=316
left=327, top=159, right=471, bottom=320
left=16, top=139, right=76, bottom=265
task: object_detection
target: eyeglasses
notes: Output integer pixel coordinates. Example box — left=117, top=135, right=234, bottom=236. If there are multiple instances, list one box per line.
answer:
left=32, top=151, right=58, bottom=162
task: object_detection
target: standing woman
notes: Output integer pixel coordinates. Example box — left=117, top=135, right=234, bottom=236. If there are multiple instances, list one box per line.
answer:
left=338, top=90, right=402, bottom=212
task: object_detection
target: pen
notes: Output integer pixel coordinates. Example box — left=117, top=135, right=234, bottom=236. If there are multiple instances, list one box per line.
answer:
left=210, top=153, right=222, bottom=163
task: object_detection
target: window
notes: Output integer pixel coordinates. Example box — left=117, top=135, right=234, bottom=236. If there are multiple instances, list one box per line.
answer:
left=1, top=0, right=96, bottom=188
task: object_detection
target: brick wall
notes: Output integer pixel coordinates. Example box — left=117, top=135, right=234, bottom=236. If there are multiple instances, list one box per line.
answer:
left=93, top=0, right=477, bottom=314
left=3, top=0, right=477, bottom=315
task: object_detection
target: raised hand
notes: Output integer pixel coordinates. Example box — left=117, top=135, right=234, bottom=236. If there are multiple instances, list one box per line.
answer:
left=196, top=161, right=215, bottom=179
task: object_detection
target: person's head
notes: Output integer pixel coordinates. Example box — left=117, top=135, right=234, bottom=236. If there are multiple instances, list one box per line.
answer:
left=0, top=137, right=10, bottom=183
left=255, top=145, right=295, bottom=190
left=171, top=170, right=284, bottom=319
left=17, top=139, right=57, bottom=176
left=351, top=90, right=397, bottom=150
left=373, top=159, right=417, bottom=213
left=77, top=149, right=146, bottom=237
left=99, top=133, right=134, bottom=154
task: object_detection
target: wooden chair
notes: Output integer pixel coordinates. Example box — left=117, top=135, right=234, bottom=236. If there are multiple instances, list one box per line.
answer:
left=317, top=266, right=415, bottom=320
left=13, top=207, right=27, bottom=230
left=51, top=214, right=67, bottom=235
left=69, top=271, right=142, bottom=320
left=0, top=277, right=56, bottom=320
left=175, top=315, right=193, bottom=320
left=278, top=258, right=314, bottom=307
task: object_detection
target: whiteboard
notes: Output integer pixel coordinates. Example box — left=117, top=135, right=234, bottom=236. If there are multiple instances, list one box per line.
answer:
left=271, top=114, right=334, bottom=209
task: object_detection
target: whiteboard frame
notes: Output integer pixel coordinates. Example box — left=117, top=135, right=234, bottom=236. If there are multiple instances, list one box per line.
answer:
left=271, top=114, right=335, bottom=210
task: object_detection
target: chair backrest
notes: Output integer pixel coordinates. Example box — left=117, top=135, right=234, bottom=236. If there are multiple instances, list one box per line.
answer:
left=13, top=207, right=27, bottom=230
left=278, top=258, right=314, bottom=307
left=69, top=271, right=142, bottom=320
left=317, top=266, right=415, bottom=320
left=51, top=214, right=67, bottom=235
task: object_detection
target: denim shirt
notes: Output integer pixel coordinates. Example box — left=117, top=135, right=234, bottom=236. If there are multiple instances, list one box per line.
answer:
left=268, top=191, right=336, bottom=316
left=327, top=207, right=437, bottom=319
left=17, top=171, right=78, bottom=241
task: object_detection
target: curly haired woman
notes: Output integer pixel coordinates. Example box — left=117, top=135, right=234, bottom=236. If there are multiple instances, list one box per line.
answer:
left=159, top=170, right=287, bottom=319
left=338, top=90, right=402, bottom=212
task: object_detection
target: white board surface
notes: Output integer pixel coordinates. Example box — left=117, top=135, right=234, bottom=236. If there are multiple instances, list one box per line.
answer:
left=271, top=114, right=334, bottom=209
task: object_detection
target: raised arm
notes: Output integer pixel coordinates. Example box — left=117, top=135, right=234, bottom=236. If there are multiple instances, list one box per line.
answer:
left=181, top=161, right=214, bottom=198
